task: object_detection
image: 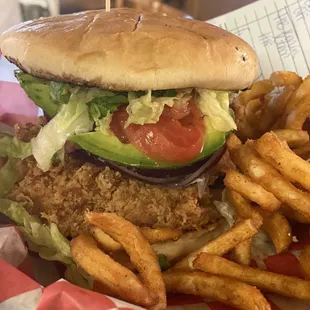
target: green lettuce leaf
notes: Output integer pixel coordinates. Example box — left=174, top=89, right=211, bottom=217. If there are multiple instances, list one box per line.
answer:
left=0, top=136, right=32, bottom=159
left=88, top=94, right=128, bottom=121
left=65, top=264, right=94, bottom=289
left=0, top=158, right=22, bottom=197
left=95, top=111, right=113, bottom=135
left=50, top=81, right=73, bottom=104
left=157, top=254, right=171, bottom=271
left=0, top=136, right=29, bottom=196
left=15, top=71, right=60, bottom=117
left=125, top=89, right=193, bottom=127
left=0, top=198, right=93, bottom=288
left=31, top=91, right=94, bottom=172
left=195, top=89, right=237, bottom=132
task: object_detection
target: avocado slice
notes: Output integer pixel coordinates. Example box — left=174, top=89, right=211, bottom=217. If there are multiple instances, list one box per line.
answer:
left=15, top=72, right=60, bottom=117
left=69, top=117, right=226, bottom=169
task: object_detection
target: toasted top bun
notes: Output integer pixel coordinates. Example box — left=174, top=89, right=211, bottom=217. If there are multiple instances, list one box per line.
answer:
left=0, top=8, right=259, bottom=91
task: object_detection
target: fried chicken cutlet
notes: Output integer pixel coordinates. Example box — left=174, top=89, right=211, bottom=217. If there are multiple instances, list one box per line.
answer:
left=9, top=156, right=220, bottom=237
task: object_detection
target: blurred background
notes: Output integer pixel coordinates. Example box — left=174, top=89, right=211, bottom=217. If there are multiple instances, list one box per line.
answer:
left=0, top=0, right=257, bottom=33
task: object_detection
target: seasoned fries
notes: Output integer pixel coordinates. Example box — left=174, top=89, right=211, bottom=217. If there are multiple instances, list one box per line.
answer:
left=270, top=71, right=303, bottom=87
left=71, top=235, right=155, bottom=307
left=86, top=212, right=166, bottom=310
left=224, top=169, right=281, bottom=212
left=227, top=190, right=254, bottom=265
left=91, top=225, right=182, bottom=253
left=172, top=217, right=262, bottom=270
left=259, top=210, right=292, bottom=254
left=293, top=143, right=310, bottom=159
left=273, top=129, right=309, bottom=148
left=238, top=143, right=310, bottom=221
left=230, top=239, right=252, bottom=266
left=140, top=227, right=182, bottom=244
left=91, top=226, right=122, bottom=252
left=286, top=93, right=310, bottom=130
left=300, top=246, right=310, bottom=280
left=164, top=272, right=271, bottom=310
left=255, top=132, right=310, bottom=192
left=233, top=72, right=310, bottom=140
left=193, top=253, right=310, bottom=300
left=227, top=189, right=260, bottom=220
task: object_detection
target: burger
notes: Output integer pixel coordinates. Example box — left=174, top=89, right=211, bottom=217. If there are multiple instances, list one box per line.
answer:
left=0, top=9, right=258, bottom=268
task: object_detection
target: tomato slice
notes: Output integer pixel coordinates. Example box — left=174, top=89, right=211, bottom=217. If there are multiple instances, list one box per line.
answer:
left=111, top=102, right=205, bottom=163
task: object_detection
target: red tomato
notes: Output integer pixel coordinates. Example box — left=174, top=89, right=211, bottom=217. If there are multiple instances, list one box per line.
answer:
left=110, top=107, right=130, bottom=144
left=111, top=102, right=205, bottom=163
left=169, top=101, right=191, bottom=120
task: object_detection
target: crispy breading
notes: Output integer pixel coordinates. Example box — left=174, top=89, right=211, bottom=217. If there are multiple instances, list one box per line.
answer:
left=9, top=156, right=218, bottom=237
left=14, top=117, right=46, bottom=142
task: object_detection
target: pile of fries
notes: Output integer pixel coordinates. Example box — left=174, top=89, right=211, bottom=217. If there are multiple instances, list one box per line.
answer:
left=70, top=71, right=310, bottom=310
left=234, top=71, right=310, bottom=159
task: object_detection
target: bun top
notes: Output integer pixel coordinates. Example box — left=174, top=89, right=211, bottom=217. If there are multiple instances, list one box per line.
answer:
left=0, top=8, right=259, bottom=91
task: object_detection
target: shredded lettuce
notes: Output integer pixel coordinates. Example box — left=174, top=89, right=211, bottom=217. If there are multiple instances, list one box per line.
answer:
left=31, top=91, right=94, bottom=172
left=50, top=81, right=75, bottom=104
left=196, top=89, right=237, bottom=132
left=125, top=89, right=193, bottom=127
left=95, top=111, right=113, bottom=135
left=0, top=136, right=32, bottom=159
left=88, top=92, right=128, bottom=121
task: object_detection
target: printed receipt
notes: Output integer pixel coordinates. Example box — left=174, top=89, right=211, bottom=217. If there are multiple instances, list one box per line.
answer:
left=208, top=0, right=310, bottom=79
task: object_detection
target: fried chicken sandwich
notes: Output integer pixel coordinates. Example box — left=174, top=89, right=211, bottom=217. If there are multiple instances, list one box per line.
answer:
left=0, top=9, right=258, bottom=268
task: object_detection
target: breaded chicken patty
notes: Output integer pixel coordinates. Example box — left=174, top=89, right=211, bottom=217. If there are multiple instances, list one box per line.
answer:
left=9, top=156, right=220, bottom=237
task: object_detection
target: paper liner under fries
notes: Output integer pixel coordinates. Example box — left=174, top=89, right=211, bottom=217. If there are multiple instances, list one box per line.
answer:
left=2, top=46, right=310, bottom=310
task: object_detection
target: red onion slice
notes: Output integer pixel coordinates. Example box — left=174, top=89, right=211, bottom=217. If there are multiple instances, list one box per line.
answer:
left=73, top=146, right=225, bottom=188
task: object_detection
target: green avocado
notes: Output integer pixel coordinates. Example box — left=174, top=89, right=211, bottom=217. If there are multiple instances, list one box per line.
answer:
left=15, top=71, right=60, bottom=117
left=69, top=117, right=226, bottom=169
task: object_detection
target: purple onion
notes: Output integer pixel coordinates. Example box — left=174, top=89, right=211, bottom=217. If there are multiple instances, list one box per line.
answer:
left=73, top=146, right=225, bottom=188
